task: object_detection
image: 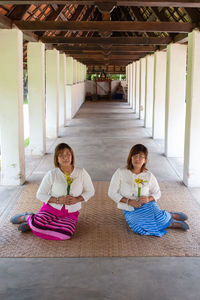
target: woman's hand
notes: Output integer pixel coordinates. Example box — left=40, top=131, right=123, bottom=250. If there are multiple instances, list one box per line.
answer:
left=138, top=196, right=154, bottom=204
left=64, top=195, right=79, bottom=205
left=128, top=199, right=142, bottom=208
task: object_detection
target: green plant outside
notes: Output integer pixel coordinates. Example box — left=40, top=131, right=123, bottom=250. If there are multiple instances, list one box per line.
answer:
left=24, top=137, right=30, bottom=148
left=88, top=74, right=126, bottom=80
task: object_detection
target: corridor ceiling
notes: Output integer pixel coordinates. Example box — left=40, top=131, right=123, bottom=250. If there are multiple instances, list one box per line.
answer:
left=1, top=0, right=200, bottom=73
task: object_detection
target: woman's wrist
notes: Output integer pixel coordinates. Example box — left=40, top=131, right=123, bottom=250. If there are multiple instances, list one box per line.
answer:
left=76, top=196, right=84, bottom=203
left=147, top=196, right=154, bottom=202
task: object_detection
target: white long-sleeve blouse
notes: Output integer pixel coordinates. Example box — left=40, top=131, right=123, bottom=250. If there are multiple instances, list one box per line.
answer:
left=36, top=167, right=95, bottom=213
left=108, top=167, right=161, bottom=211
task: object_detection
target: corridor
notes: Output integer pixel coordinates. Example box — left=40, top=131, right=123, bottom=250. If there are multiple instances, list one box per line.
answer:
left=1, top=100, right=200, bottom=300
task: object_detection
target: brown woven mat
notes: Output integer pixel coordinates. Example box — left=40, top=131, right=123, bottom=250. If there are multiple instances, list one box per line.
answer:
left=0, top=181, right=200, bottom=257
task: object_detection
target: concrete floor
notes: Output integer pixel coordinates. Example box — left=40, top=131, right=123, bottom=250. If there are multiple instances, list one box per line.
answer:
left=1, top=100, right=200, bottom=300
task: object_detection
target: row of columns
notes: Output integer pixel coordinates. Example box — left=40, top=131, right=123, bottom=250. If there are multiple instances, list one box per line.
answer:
left=0, top=28, right=87, bottom=185
left=126, top=29, right=200, bottom=187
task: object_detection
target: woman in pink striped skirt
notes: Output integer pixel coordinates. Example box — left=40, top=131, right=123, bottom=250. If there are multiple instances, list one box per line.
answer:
left=10, top=143, right=95, bottom=240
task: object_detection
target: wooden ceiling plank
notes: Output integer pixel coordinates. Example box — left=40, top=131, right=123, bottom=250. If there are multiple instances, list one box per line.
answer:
left=14, top=20, right=196, bottom=32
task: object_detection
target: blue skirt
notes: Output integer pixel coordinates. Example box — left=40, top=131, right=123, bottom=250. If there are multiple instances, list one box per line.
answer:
left=123, top=201, right=171, bottom=237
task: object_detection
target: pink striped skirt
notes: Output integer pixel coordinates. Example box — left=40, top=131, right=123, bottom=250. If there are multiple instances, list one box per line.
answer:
left=27, top=203, right=79, bottom=240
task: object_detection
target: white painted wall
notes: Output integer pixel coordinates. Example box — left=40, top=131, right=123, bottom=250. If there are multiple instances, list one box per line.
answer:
left=23, top=104, right=29, bottom=139
left=86, top=80, right=123, bottom=96
left=66, top=82, right=86, bottom=120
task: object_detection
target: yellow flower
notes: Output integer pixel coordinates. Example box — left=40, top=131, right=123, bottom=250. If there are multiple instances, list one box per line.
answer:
left=135, top=178, right=143, bottom=185
left=135, top=178, right=147, bottom=197
left=135, top=178, right=148, bottom=186
left=64, top=173, right=73, bottom=185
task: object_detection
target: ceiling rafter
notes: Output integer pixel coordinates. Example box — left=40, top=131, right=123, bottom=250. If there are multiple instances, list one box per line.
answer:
left=184, top=7, right=200, bottom=21
left=7, top=4, right=30, bottom=19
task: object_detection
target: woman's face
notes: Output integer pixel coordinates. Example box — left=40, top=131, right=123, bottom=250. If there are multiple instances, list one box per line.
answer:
left=57, top=148, right=72, bottom=168
left=131, top=152, right=146, bottom=170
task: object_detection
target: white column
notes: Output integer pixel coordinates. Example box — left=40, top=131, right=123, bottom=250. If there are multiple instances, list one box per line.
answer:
left=66, top=56, right=73, bottom=85
left=0, top=29, right=25, bottom=185
left=152, top=51, right=167, bottom=139
left=165, top=44, right=187, bottom=157
left=66, top=57, right=74, bottom=120
left=183, top=30, right=200, bottom=187
left=145, top=54, right=154, bottom=129
left=135, top=60, right=140, bottom=115
left=126, top=65, right=128, bottom=86
left=83, top=64, right=85, bottom=81
left=46, top=49, right=59, bottom=138
left=132, top=62, right=136, bottom=112
left=129, top=63, right=133, bottom=107
left=78, top=62, right=81, bottom=82
left=139, top=57, right=146, bottom=120
left=79, top=63, right=82, bottom=82
left=59, top=53, right=66, bottom=127
left=73, top=59, right=77, bottom=84
left=85, top=65, right=87, bottom=80
left=76, top=62, right=79, bottom=83
left=83, top=64, right=86, bottom=81
left=27, top=42, right=46, bottom=155
left=127, top=64, right=130, bottom=104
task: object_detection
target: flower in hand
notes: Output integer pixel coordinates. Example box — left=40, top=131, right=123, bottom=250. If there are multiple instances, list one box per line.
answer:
left=64, top=173, right=73, bottom=195
left=135, top=178, right=147, bottom=197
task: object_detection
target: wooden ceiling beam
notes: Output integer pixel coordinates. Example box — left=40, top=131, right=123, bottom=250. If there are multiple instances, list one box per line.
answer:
left=77, top=60, right=136, bottom=65
left=72, top=56, right=144, bottom=61
left=64, top=50, right=151, bottom=55
left=56, top=45, right=156, bottom=51
left=3, top=1, right=200, bottom=8
left=14, top=21, right=196, bottom=33
left=41, top=36, right=172, bottom=44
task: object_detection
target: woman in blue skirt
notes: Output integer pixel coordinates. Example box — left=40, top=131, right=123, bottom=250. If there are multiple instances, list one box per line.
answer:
left=108, top=144, right=189, bottom=237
